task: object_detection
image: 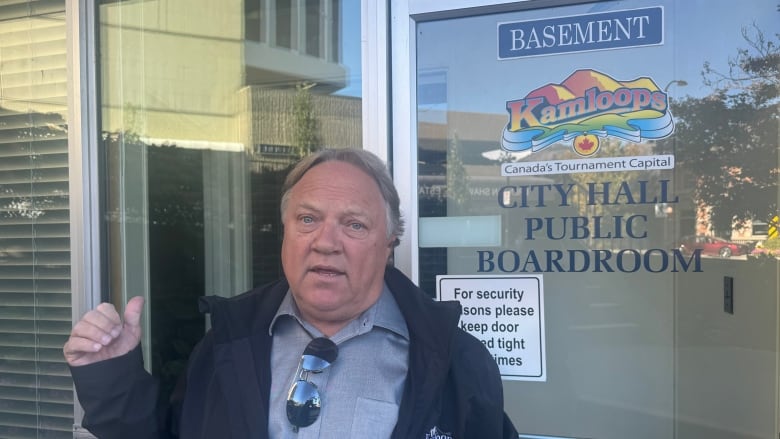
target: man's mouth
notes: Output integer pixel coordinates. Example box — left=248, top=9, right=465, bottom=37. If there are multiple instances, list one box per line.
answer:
left=310, top=266, right=344, bottom=276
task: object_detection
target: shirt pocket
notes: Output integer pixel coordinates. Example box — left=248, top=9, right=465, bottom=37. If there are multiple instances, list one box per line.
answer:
left=350, top=397, right=399, bottom=438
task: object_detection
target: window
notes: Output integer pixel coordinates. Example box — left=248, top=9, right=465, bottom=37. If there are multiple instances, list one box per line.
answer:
left=305, top=0, right=321, bottom=57
left=276, top=0, right=293, bottom=49
left=245, top=0, right=267, bottom=42
left=0, top=1, right=73, bottom=437
left=97, top=0, right=363, bottom=410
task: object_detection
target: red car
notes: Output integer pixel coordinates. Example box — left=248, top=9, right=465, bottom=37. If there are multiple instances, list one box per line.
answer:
left=678, top=235, right=752, bottom=258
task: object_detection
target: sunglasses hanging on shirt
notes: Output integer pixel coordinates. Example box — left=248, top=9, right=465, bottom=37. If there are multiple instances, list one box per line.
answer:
left=286, top=337, right=339, bottom=432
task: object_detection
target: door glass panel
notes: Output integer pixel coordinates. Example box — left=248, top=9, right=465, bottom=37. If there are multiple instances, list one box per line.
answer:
left=416, top=1, right=779, bottom=438
left=98, top=0, right=362, bottom=403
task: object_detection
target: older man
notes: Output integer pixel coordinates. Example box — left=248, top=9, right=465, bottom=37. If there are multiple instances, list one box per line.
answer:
left=64, top=148, right=518, bottom=439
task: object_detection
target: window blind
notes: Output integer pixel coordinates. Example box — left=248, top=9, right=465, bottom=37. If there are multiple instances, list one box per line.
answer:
left=0, top=1, right=73, bottom=437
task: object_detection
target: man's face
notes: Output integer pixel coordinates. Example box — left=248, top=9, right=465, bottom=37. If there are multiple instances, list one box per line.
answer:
left=281, top=160, right=395, bottom=335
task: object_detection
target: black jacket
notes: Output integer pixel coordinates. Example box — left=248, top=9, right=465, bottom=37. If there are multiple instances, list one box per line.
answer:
left=71, top=266, right=518, bottom=439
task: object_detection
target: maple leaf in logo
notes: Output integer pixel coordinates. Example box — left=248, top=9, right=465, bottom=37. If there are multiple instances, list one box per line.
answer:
left=578, top=137, right=594, bottom=151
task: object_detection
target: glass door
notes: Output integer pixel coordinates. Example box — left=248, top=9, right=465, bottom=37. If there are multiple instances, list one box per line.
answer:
left=398, top=0, right=780, bottom=438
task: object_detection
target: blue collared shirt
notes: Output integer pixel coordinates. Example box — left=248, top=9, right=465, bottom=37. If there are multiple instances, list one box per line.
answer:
left=268, top=284, right=410, bottom=438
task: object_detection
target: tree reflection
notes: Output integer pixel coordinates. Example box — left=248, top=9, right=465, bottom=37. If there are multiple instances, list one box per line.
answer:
left=659, top=23, right=779, bottom=236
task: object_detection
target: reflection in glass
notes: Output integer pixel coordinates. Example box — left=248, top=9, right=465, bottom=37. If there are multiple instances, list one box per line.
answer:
left=98, top=0, right=360, bottom=406
left=277, top=0, right=293, bottom=49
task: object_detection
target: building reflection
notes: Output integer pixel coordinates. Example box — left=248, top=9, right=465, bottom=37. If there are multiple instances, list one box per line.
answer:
left=99, top=0, right=361, bottom=402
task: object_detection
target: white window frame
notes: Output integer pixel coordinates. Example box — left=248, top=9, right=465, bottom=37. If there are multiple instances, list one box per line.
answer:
left=68, top=0, right=102, bottom=432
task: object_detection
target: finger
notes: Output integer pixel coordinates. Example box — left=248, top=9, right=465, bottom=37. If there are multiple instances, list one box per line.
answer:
left=123, top=296, right=145, bottom=329
left=70, top=319, right=116, bottom=346
left=77, top=307, right=122, bottom=338
left=64, top=335, right=104, bottom=356
left=95, top=302, right=122, bottom=325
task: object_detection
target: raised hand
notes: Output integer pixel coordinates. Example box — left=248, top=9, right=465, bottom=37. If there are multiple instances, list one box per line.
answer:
left=63, top=296, right=145, bottom=367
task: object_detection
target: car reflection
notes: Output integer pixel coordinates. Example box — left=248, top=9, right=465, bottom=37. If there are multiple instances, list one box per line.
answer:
left=677, top=235, right=753, bottom=258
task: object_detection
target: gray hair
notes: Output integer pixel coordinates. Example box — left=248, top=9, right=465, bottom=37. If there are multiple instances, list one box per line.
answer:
left=280, top=148, right=405, bottom=246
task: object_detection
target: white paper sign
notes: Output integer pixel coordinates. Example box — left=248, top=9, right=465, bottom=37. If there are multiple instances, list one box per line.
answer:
left=437, top=274, right=546, bottom=381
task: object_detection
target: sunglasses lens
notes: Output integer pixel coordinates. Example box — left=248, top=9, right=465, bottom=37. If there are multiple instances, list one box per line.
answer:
left=300, top=353, right=332, bottom=372
left=286, top=380, right=321, bottom=428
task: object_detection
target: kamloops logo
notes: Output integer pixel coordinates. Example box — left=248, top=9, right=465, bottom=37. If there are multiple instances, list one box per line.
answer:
left=501, top=69, right=675, bottom=157
left=425, top=426, right=454, bottom=439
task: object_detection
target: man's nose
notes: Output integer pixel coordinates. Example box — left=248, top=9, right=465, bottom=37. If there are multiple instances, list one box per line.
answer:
left=312, top=221, right=341, bottom=253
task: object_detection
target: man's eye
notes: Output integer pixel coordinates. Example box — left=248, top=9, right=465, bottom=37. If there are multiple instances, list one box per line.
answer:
left=301, top=216, right=314, bottom=224
left=349, top=222, right=364, bottom=231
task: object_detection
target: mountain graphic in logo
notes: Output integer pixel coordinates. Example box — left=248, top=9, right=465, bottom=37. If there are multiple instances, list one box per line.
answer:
left=501, top=69, right=675, bottom=156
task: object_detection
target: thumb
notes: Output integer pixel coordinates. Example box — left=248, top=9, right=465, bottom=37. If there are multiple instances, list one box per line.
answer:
left=124, top=296, right=145, bottom=329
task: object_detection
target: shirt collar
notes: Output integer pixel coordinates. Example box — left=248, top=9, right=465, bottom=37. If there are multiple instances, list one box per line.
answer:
left=269, top=283, right=409, bottom=341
